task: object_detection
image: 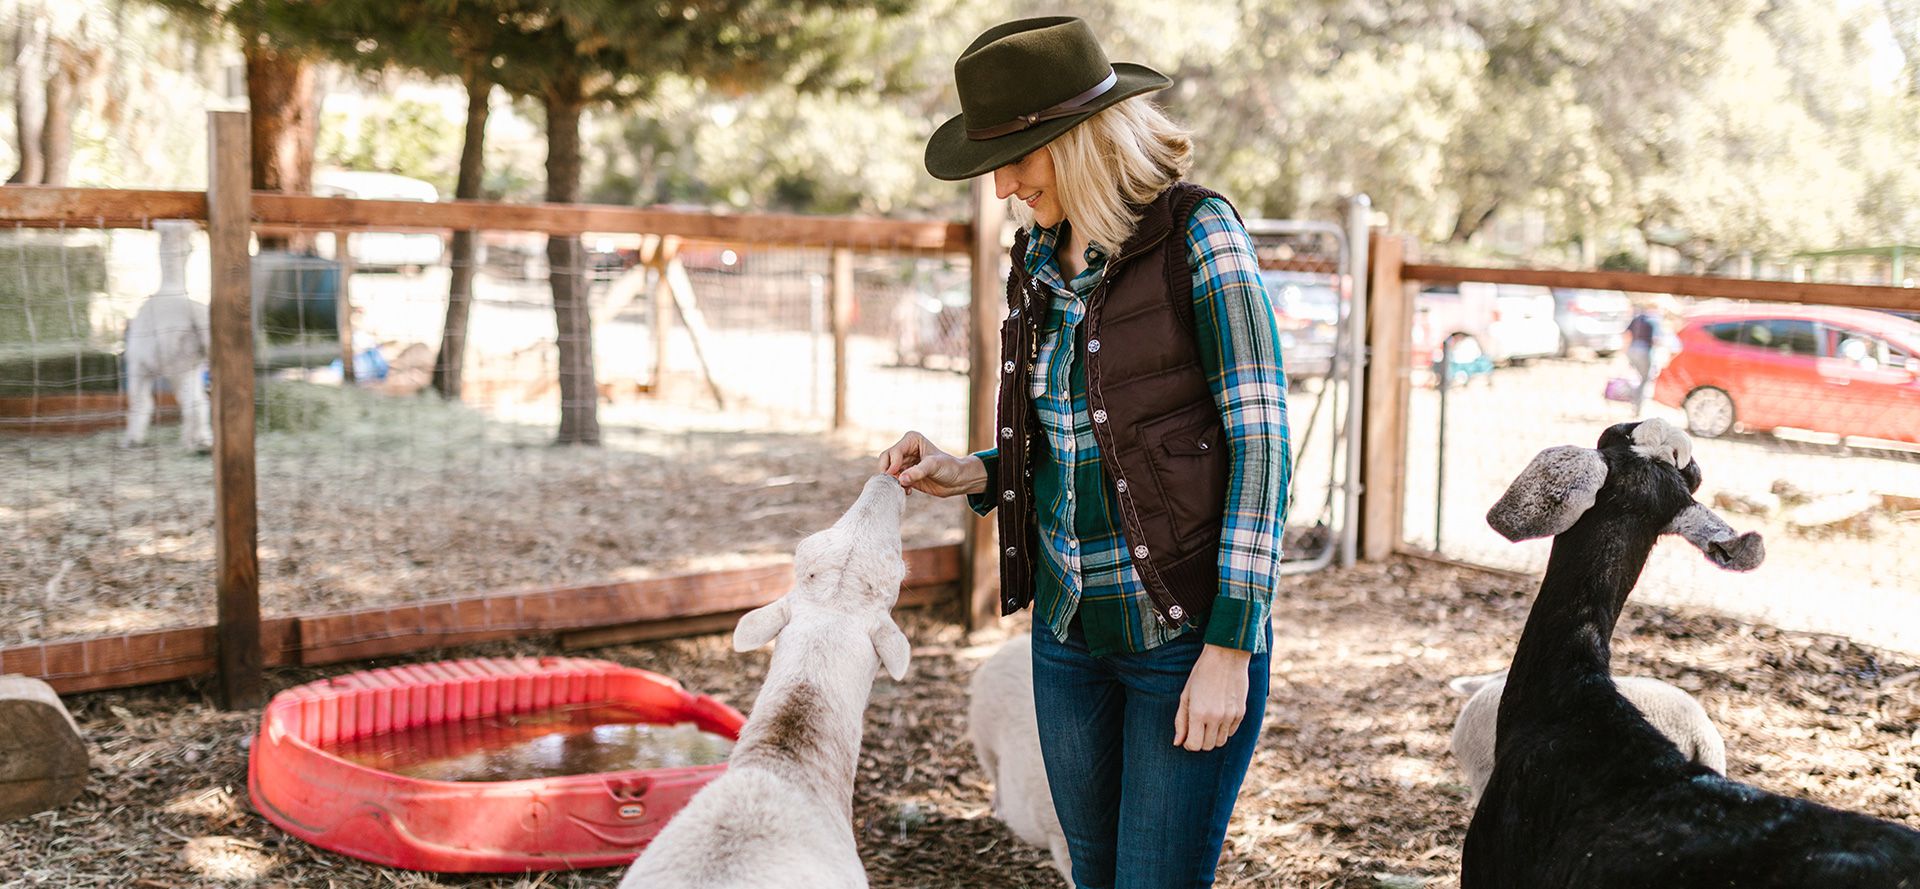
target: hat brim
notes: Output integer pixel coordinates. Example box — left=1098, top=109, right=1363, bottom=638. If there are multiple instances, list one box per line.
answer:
left=924, top=63, right=1172, bottom=182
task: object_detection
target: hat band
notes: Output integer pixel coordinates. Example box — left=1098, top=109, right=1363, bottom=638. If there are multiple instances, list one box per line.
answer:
left=964, top=70, right=1119, bottom=141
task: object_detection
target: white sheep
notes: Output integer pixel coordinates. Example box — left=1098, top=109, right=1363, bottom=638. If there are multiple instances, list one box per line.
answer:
left=618, top=474, right=912, bottom=889
left=1448, top=669, right=1726, bottom=804
left=123, top=219, right=212, bottom=451
left=966, top=634, right=1071, bottom=883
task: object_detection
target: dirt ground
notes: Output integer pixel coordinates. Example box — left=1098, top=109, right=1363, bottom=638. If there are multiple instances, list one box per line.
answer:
left=4, top=555, right=1917, bottom=888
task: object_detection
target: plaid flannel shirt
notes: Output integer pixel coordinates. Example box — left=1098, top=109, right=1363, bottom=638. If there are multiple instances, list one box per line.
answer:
left=968, top=197, right=1291, bottom=656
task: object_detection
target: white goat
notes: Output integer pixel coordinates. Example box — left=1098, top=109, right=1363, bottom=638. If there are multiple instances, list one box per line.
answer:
left=123, top=220, right=211, bottom=451
left=967, top=634, right=1072, bottom=883
left=1449, top=670, right=1726, bottom=803
left=618, top=474, right=912, bottom=889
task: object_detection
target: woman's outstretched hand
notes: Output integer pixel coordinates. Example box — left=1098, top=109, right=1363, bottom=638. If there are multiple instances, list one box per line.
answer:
left=1174, top=643, right=1252, bottom=752
left=879, top=431, right=988, bottom=498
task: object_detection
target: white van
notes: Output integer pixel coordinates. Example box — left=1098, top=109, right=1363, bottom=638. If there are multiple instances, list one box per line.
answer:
left=312, top=170, right=446, bottom=274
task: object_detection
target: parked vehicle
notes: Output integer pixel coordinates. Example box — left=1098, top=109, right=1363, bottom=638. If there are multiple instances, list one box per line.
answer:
left=1551, top=288, right=1633, bottom=356
left=1414, top=282, right=1562, bottom=369
left=1261, top=270, right=1342, bottom=380
left=312, top=170, right=445, bottom=274
left=1652, top=304, right=1920, bottom=444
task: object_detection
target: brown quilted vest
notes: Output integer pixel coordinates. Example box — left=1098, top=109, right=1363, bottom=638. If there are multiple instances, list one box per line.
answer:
left=989, top=182, right=1237, bottom=626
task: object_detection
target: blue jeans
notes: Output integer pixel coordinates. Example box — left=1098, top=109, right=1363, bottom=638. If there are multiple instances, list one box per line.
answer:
left=1031, top=617, right=1271, bottom=889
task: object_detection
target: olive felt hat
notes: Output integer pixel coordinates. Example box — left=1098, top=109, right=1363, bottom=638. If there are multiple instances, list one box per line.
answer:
left=924, top=16, right=1172, bottom=182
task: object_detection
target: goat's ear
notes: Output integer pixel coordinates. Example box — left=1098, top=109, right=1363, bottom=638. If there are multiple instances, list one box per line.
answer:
left=1664, top=502, right=1765, bottom=571
left=733, top=598, right=791, bottom=652
left=868, top=614, right=911, bottom=681
left=1487, top=446, right=1608, bottom=541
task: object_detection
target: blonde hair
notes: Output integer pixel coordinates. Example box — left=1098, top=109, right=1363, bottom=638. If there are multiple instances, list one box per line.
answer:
left=1010, top=97, right=1193, bottom=253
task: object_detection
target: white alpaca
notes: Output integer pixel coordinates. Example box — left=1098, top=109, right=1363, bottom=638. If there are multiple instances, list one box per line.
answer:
left=967, top=634, right=1072, bottom=883
left=123, top=220, right=212, bottom=451
left=618, top=474, right=912, bottom=889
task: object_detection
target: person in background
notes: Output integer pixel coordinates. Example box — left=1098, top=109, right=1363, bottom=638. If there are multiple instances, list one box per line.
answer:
left=1625, top=299, right=1663, bottom=416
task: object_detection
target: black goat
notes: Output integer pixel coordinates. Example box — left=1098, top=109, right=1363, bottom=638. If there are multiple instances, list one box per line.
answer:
left=1462, top=418, right=1920, bottom=889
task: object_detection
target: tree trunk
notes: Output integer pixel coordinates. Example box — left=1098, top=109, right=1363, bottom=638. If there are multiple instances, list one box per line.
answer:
left=432, top=70, right=493, bottom=401
left=38, top=54, right=77, bottom=187
left=245, top=41, right=317, bottom=252
left=1448, top=197, right=1503, bottom=245
left=8, top=15, right=48, bottom=185
left=545, top=82, right=599, bottom=445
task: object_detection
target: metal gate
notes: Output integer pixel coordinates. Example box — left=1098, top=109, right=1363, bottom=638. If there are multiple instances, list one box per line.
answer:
left=1247, top=195, right=1372, bottom=574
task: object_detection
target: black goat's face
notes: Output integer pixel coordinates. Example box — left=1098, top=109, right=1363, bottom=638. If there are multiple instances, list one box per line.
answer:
left=1488, top=419, right=1764, bottom=571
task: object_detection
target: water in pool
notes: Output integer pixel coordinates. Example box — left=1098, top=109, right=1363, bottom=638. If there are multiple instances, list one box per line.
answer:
left=325, top=704, right=736, bottom=782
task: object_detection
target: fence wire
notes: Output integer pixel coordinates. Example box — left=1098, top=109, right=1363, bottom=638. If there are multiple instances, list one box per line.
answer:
left=0, top=219, right=973, bottom=647
left=1402, top=288, right=1920, bottom=655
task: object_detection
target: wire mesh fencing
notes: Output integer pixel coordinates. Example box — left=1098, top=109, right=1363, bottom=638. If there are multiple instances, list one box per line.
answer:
left=0, top=220, right=227, bottom=645
left=1, top=210, right=976, bottom=651
left=1401, top=285, right=1920, bottom=655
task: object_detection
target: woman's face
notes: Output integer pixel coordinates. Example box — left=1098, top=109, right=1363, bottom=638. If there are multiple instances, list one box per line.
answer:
left=994, top=147, right=1064, bottom=228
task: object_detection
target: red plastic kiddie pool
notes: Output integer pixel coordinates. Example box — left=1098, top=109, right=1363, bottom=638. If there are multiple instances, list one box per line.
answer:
left=248, top=656, right=745, bottom=872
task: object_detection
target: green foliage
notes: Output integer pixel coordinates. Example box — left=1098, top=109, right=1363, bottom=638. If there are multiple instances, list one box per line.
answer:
left=316, top=98, right=462, bottom=194
left=0, top=239, right=107, bottom=347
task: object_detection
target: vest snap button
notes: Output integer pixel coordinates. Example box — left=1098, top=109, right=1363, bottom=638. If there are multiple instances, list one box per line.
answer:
left=1133, top=545, right=1149, bottom=559
left=1011, top=308, right=1021, bottom=318
left=1115, top=479, right=1129, bottom=493
left=1092, top=409, right=1108, bottom=424
left=1003, top=489, right=1015, bottom=502
left=1168, top=605, right=1185, bottom=621
left=1003, top=361, right=1015, bottom=374
left=1087, top=338, right=1101, bottom=353
left=1199, top=441, right=1209, bottom=450
left=1004, top=546, right=1017, bottom=558
left=1001, top=426, right=1013, bottom=439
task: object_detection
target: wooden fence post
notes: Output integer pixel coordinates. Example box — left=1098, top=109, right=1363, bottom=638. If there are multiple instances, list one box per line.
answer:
left=963, top=175, right=1006, bottom=632
left=1359, top=228, right=1411, bottom=562
left=207, top=111, right=262, bottom=709
left=334, top=229, right=355, bottom=385
left=830, top=248, right=853, bottom=430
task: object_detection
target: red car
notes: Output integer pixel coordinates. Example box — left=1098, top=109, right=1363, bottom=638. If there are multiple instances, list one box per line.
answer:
left=1653, top=305, right=1920, bottom=443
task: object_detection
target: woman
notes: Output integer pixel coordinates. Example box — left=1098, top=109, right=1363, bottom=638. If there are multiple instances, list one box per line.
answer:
left=879, top=17, right=1292, bottom=889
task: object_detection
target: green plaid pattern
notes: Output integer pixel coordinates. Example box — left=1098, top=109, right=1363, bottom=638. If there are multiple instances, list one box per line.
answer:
left=969, top=197, right=1291, bottom=655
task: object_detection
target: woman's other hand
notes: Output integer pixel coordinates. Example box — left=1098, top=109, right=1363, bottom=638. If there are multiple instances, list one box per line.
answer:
left=1174, top=643, right=1253, bottom=752
left=879, top=431, right=988, bottom=497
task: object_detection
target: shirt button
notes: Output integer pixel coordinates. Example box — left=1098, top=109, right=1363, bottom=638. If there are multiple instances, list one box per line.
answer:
left=1003, top=361, right=1016, bottom=374
left=1003, top=489, right=1016, bottom=502
left=1168, top=605, right=1186, bottom=621
left=1133, top=545, right=1149, bottom=559
left=1068, top=539, right=1077, bottom=550
left=1115, top=479, right=1129, bottom=493
left=1066, top=489, right=1074, bottom=501
left=1092, top=409, right=1108, bottom=424
left=1087, top=338, right=1101, bottom=353
left=1001, top=426, right=1013, bottom=439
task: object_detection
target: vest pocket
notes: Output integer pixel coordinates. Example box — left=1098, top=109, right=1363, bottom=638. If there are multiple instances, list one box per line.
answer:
left=1141, top=407, right=1229, bottom=550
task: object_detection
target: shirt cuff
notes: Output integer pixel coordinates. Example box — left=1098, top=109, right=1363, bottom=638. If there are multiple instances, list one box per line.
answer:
left=1201, top=593, right=1270, bottom=653
left=964, top=447, right=1001, bottom=516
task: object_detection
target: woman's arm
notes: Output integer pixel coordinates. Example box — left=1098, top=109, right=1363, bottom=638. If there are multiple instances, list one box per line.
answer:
left=1174, top=196, right=1291, bottom=752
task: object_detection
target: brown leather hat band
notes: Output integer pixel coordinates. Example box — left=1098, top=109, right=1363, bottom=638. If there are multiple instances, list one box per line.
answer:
left=964, top=70, right=1119, bottom=141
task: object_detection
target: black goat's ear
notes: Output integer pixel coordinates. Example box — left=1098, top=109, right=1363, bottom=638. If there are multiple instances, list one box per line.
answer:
left=1487, top=446, right=1608, bottom=541
left=1665, top=502, right=1765, bottom=571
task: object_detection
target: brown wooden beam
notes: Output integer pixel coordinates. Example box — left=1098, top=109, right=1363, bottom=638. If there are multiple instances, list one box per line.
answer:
left=1403, top=263, right=1920, bottom=311
left=0, top=186, right=971, bottom=253
left=0, top=185, right=205, bottom=228
left=206, top=111, right=262, bottom=711
left=964, top=176, right=1006, bottom=633
left=0, top=546, right=962, bottom=695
